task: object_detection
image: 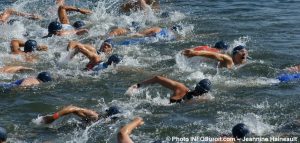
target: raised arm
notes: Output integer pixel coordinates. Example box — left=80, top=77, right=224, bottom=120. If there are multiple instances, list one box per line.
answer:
left=183, top=49, right=234, bottom=68
left=41, top=105, right=99, bottom=124
left=0, top=66, right=34, bottom=73
left=1, top=9, right=41, bottom=22
left=118, top=117, right=144, bottom=143
left=58, top=5, right=92, bottom=24
left=10, top=39, right=25, bottom=54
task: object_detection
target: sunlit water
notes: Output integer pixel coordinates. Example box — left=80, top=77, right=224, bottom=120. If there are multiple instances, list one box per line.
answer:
left=0, top=0, right=299, bottom=142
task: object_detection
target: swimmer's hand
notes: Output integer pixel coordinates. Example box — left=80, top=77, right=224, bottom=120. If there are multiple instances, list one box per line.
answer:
left=182, top=49, right=195, bottom=58
left=284, top=65, right=300, bottom=73
left=78, top=8, right=93, bottom=15
left=29, top=14, right=43, bottom=20
left=125, top=84, right=140, bottom=96
left=76, top=29, right=88, bottom=35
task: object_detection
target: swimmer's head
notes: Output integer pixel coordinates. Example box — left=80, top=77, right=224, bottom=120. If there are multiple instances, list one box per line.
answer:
left=171, top=24, right=183, bottom=33
left=105, top=106, right=120, bottom=117
left=232, top=45, right=248, bottom=65
left=214, top=41, right=228, bottom=50
left=161, top=11, right=170, bottom=18
left=194, top=79, right=211, bottom=95
left=73, top=21, right=85, bottom=29
left=37, top=72, right=52, bottom=83
left=232, top=123, right=250, bottom=139
left=24, top=40, right=38, bottom=53
left=107, top=54, right=122, bottom=65
left=0, top=127, right=7, bottom=142
left=99, top=39, right=114, bottom=54
left=48, top=21, right=62, bottom=34
left=130, top=21, right=141, bottom=32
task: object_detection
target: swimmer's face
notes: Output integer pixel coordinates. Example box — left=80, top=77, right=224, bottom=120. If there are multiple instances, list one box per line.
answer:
left=100, top=43, right=112, bottom=54
left=232, top=48, right=248, bottom=65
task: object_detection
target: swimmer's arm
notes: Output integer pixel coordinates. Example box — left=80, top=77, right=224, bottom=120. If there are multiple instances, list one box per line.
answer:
left=9, top=9, right=42, bottom=20
left=138, top=76, right=184, bottom=91
left=37, top=45, right=48, bottom=51
left=57, top=29, right=88, bottom=36
left=61, top=5, right=92, bottom=14
left=137, top=27, right=161, bottom=36
left=10, top=39, right=25, bottom=54
left=118, top=117, right=144, bottom=143
left=285, top=65, right=300, bottom=72
left=0, top=66, right=34, bottom=73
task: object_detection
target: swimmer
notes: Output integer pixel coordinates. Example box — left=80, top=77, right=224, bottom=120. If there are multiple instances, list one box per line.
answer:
left=129, top=76, right=211, bottom=103
left=186, top=41, right=229, bottom=53
left=10, top=39, right=48, bottom=62
left=11, top=39, right=48, bottom=54
left=118, top=117, right=144, bottom=143
left=43, top=21, right=88, bottom=38
left=215, top=123, right=250, bottom=143
left=0, top=71, right=52, bottom=88
left=0, top=8, right=42, bottom=24
left=0, top=66, right=34, bottom=73
left=101, top=21, right=141, bottom=38
left=39, top=105, right=121, bottom=124
left=67, top=40, right=122, bottom=71
left=127, top=24, right=183, bottom=40
left=0, top=127, right=7, bottom=143
left=121, top=0, right=160, bottom=13
left=183, top=45, right=249, bottom=69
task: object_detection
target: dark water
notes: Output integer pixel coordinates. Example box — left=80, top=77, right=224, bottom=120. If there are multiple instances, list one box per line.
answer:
left=0, top=0, right=299, bottom=142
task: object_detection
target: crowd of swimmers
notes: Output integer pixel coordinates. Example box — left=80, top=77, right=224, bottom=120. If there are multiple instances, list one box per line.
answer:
left=0, top=0, right=299, bottom=142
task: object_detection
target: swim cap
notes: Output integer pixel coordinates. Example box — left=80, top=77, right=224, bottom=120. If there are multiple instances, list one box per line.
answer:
left=131, top=21, right=141, bottom=31
left=107, top=54, right=122, bottom=65
left=24, top=40, right=38, bottom=53
left=73, top=20, right=85, bottom=29
left=161, top=12, right=170, bottom=18
left=194, top=79, right=211, bottom=95
left=171, top=24, right=183, bottom=32
left=232, top=45, right=245, bottom=56
left=232, top=123, right=250, bottom=139
left=103, top=39, right=114, bottom=48
left=37, top=72, right=52, bottom=82
left=0, top=127, right=7, bottom=142
left=214, top=41, right=228, bottom=50
left=105, top=106, right=120, bottom=117
left=48, top=21, right=62, bottom=34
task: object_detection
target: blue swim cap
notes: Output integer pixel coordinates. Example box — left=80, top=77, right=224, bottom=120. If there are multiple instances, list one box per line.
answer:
left=214, top=41, right=228, bottom=50
left=232, top=123, right=250, bottom=139
left=107, top=54, right=122, bottom=65
left=103, top=39, right=114, bottom=48
left=73, top=20, right=85, bottom=29
left=232, top=45, right=245, bottom=56
left=0, top=127, right=7, bottom=142
left=161, top=11, right=170, bottom=18
left=48, top=21, right=62, bottom=34
left=37, top=72, right=52, bottom=83
left=171, top=24, right=183, bottom=32
left=24, top=40, right=38, bottom=53
left=194, top=79, right=211, bottom=95
left=105, top=106, right=120, bottom=117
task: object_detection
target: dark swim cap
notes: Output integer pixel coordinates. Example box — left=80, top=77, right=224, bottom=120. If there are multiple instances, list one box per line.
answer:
left=0, top=127, right=7, bottom=142
left=24, top=40, right=38, bottom=53
left=232, top=123, right=250, bottom=139
left=107, top=54, right=122, bottom=65
left=232, top=45, right=245, bottom=56
left=131, top=21, right=141, bottom=31
left=214, top=41, right=228, bottom=50
left=171, top=24, right=183, bottom=32
left=194, top=79, right=211, bottom=95
left=105, top=106, right=120, bottom=117
left=37, top=72, right=52, bottom=82
left=161, top=12, right=170, bottom=18
left=73, top=21, right=85, bottom=29
left=48, top=21, right=62, bottom=34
